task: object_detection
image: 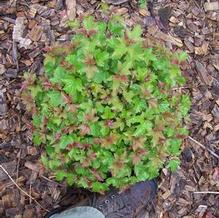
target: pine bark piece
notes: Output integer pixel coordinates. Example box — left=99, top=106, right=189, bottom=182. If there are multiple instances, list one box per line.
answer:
left=0, top=64, right=6, bottom=75
left=28, top=24, right=43, bottom=42
left=148, top=26, right=183, bottom=47
left=12, top=17, right=32, bottom=49
left=104, top=0, right=129, bottom=5
left=0, top=90, right=7, bottom=116
left=195, top=61, right=213, bottom=86
left=0, top=161, right=16, bottom=181
left=204, top=2, right=219, bottom=12
left=60, top=0, right=76, bottom=27
left=66, top=0, right=76, bottom=21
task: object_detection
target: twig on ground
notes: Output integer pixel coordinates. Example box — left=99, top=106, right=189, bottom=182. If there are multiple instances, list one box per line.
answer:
left=16, top=149, right=21, bottom=180
left=193, top=191, right=219, bottom=195
left=40, top=175, right=66, bottom=187
left=188, top=136, right=219, bottom=159
left=0, top=164, right=49, bottom=212
left=29, top=184, right=32, bottom=204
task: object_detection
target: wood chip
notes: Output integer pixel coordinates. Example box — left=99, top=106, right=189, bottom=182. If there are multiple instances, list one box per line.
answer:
left=169, top=16, right=178, bottom=24
left=104, top=0, right=129, bottom=5
left=214, top=123, right=219, bottom=132
left=0, top=64, right=6, bottom=75
left=0, top=162, right=16, bottom=181
left=147, top=26, right=183, bottom=47
left=24, top=161, right=40, bottom=172
left=139, top=9, right=150, bottom=17
left=204, top=2, right=219, bottom=12
left=28, top=25, right=43, bottom=42
left=195, top=61, right=213, bottom=85
left=195, top=41, right=209, bottom=55
left=29, top=6, right=37, bottom=18
left=116, top=7, right=128, bottom=16
left=66, top=0, right=76, bottom=21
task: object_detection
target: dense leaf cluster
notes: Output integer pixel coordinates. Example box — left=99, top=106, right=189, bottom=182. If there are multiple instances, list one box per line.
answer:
left=22, top=16, right=190, bottom=192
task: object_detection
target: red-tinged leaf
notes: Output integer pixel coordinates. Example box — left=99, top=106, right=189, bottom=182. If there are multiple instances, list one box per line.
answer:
left=82, top=159, right=90, bottom=167
left=113, top=74, right=128, bottom=82
left=90, top=169, right=104, bottom=182
left=93, top=138, right=102, bottom=145
left=154, top=119, right=164, bottom=132
left=132, top=148, right=148, bottom=165
left=132, top=137, right=145, bottom=151
left=62, top=93, right=73, bottom=104
left=111, top=159, right=124, bottom=177
left=124, top=32, right=135, bottom=45
left=87, top=29, right=97, bottom=37
left=83, top=143, right=92, bottom=149
left=171, top=59, right=179, bottom=65
left=61, top=125, right=77, bottom=134
left=102, top=133, right=118, bottom=148
left=84, top=56, right=96, bottom=65
left=148, top=98, right=158, bottom=108
left=132, top=153, right=141, bottom=164
left=158, top=81, right=165, bottom=88
left=84, top=110, right=98, bottom=122
left=67, top=104, right=78, bottom=113
left=105, top=120, right=114, bottom=128
left=55, top=133, right=62, bottom=141
left=176, top=133, right=186, bottom=139
left=79, top=124, right=91, bottom=136
left=142, top=89, right=151, bottom=97
left=60, top=60, right=75, bottom=71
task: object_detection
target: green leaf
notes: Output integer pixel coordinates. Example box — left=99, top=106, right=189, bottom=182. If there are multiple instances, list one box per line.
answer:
left=134, top=163, right=149, bottom=180
left=66, top=173, right=75, bottom=186
left=62, top=76, right=83, bottom=97
left=68, top=148, right=85, bottom=162
left=108, top=17, right=125, bottom=36
left=134, top=121, right=152, bottom=136
left=92, top=182, right=108, bottom=192
left=32, top=115, right=42, bottom=128
left=167, top=139, right=182, bottom=155
left=48, top=159, right=61, bottom=170
left=90, top=123, right=101, bottom=137
left=139, top=0, right=147, bottom=8
left=101, top=106, right=115, bottom=119
left=33, top=132, right=42, bottom=146
left=167, top=159, right=180, bottom=171
left=47, top=91, right=63, bottom=107
left=93, top=71, right=110, bottom=83
left=29, top=85, right=41, bottom=98
left=83, top=16, right=96, bottom=31
left=59, top=135, right=74, bottom=149
left=112, top=39, right=127, bottom=58
left=55, top=171, right=67, bottom=181
left=127, top=25, right=142, bottom=40
left=177, top=52, right=188, bottom=63
left=180, top=95, right=191, bottom=116
left=50, top=66, right=66, bottom=84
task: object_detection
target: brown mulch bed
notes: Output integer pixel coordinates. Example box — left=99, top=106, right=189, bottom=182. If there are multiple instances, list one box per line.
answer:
left=0, top=0, right=218, bottom=217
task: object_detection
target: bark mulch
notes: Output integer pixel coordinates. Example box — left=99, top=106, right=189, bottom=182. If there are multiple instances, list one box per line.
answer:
left=0, top=0, right=218, bottom=217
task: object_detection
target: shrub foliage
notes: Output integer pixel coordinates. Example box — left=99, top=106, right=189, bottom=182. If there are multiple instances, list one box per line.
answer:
left=22, top=16, right=190, bottom=192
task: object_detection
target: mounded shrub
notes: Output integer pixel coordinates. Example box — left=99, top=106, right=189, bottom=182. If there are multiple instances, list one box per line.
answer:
left=22, top=16, right=190, bottom=192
